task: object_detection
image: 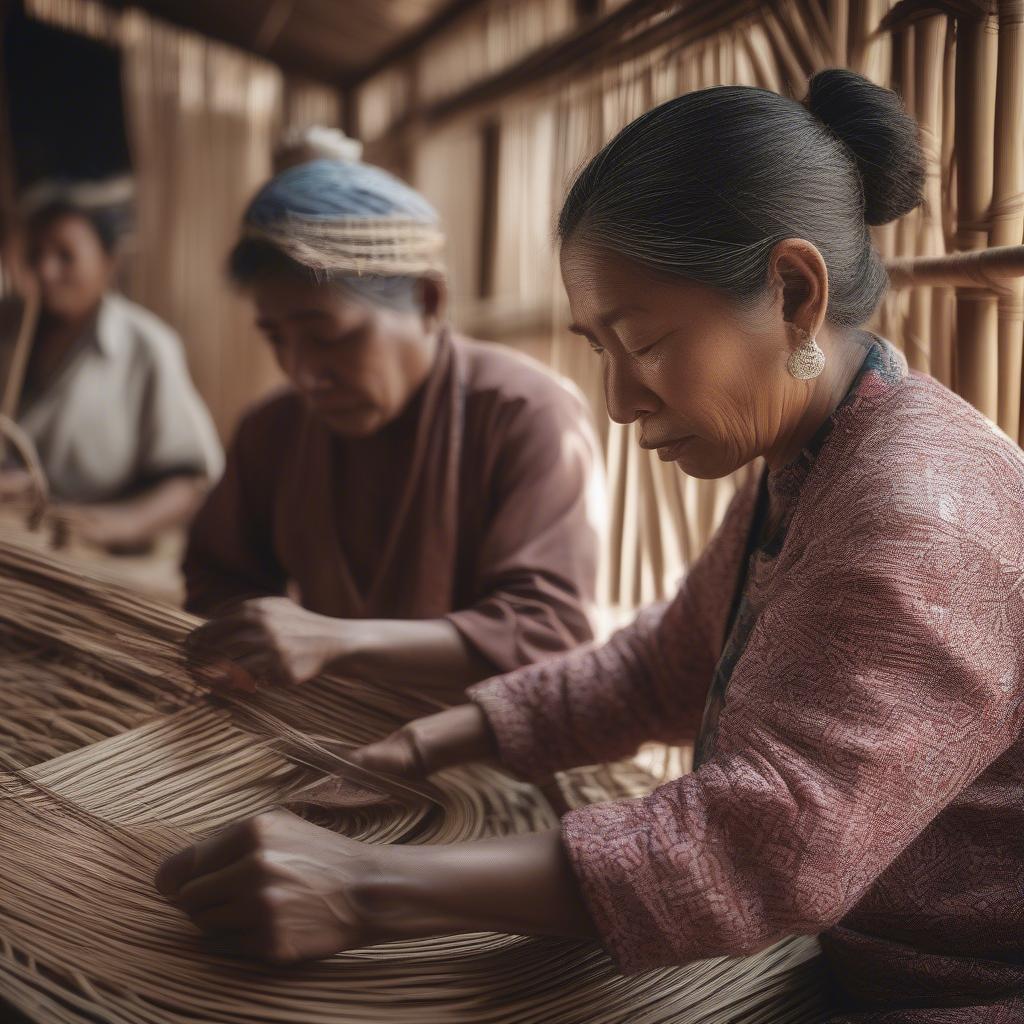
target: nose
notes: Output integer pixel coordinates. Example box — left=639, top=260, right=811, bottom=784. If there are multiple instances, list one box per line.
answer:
left=290, top=350, right=334, bottom=393
left=603, top=352, right=659, bottom=425
left=34, top=255, right=63, bottom=289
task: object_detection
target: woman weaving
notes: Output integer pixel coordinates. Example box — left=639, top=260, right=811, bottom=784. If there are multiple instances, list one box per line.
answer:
left=183, top=157, right=602, bottom=694
left=160, top=71, right=1024, bottom=1020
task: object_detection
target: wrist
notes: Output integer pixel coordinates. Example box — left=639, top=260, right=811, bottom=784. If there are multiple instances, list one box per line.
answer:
left=413, top=703, right=496, bottom=773
left=348, top=844, right=471, bottom=944
left=323, top=618, right=383, bottom=675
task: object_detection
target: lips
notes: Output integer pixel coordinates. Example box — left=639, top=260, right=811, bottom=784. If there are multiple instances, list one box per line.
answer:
left=309, top=396, right=372, bottom=416
left=640, top=435, right=693, bottom=461
left=655, top=439, right=693, bottom=461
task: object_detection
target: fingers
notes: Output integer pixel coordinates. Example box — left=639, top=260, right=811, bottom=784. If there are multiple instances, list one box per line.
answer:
left=175, top=854, right=265, bottom=913
left=347, top=729, right=424, bottom=779
left=158, top=809, right=364, bottom=965
left=348, top=706, right=494, bottom=780
left=186, top=636, right=290, bottom=692
left=155, top=813, right=280, bottom=897
left=185, top=604, right=303, bottom=691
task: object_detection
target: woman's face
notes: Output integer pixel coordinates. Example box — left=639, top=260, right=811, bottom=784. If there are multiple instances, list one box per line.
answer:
left=249, top=274, right=441, bottom=438
left=28, top=214, right=114, bottom=322
left=560, top=241, right=811, bottom=479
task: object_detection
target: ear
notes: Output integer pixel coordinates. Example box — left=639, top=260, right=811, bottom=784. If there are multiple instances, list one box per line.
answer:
left=417, top=275, right=447, bottom=330
left=767, top=239, right=829, bottom=342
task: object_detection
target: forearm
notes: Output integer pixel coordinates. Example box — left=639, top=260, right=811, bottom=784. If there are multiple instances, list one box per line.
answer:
left=121, top=474, right=210, bottom=534
left=360, top=829, right=597, bottom=945
left=62, top=474, right=209, bottom=548
left=331, top=618, right=494, bottom=700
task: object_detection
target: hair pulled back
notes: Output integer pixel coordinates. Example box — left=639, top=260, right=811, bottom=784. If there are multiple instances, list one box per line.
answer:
left=558, top=69, right=925, bottom=327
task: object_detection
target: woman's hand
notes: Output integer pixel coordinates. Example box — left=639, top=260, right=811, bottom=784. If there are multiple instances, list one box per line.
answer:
left=155, top=808, right=597, bottom=965
left=187, top=603, right=495, bottom=701
left=155, top=809, right=383, bottom=963
left=348, top=704, right=497, bottom=779
left=187, top=597, right=358, bottom=689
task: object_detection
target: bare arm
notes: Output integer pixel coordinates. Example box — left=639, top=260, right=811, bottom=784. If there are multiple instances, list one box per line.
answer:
left=57, top=474, right=208, bottom=551
left=190, top=602, right=493, bottom=702
left=156, top=808, right=596, bottom=965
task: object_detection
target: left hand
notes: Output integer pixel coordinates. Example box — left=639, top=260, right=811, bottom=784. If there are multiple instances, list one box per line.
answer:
left=187, top=597, right=357, bottom=690
left=155, top=809, right=381, bottom=964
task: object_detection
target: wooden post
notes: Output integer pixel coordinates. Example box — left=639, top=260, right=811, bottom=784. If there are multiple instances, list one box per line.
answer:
left=991, top=0, right=1024, bottom=441
left=953, top=3, right=999, bottom=421
left=907, top=16, right=947, bottom=383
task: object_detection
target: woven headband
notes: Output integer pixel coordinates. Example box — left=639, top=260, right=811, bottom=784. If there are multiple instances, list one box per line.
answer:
left=243, top=214, right=446, bottom=277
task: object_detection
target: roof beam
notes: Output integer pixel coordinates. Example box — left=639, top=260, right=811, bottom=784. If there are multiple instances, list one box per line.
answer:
left=343, top=0, right=489, bottom=87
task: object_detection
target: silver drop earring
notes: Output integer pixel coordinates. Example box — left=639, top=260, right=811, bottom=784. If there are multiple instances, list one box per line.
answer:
left=787, top=328, right=826, bottom=380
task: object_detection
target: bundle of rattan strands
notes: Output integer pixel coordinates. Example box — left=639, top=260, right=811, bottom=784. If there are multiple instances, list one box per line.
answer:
left=0, top=539, right=829, bottom=1023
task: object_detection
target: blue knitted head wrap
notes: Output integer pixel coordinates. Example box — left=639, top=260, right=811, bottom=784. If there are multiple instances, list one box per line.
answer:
left=244, top=157, right=440, bottom=229
left=238, top=158, right=445, bottom=310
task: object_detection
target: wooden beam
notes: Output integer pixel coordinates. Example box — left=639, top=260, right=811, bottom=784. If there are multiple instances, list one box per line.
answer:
left=93, top=0, right=342, bottom=83
left=254, top=0, right=295, bottom=54
left=886, top=245, right=1024, bottom=290
left=366, top=0, right=764, bottom=139
left=344, top=0, right=490, bottom=87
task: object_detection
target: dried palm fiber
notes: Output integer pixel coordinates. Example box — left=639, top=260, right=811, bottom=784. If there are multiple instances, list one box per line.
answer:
left=0, top=540, right=828, bottom=1023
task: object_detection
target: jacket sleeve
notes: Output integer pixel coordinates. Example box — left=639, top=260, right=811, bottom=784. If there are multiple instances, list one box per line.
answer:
left=466, top=481, right=747, bottom=772
left=446, top=386, right=604, bottom=672
left=557, top=512, right=1024, bottom=973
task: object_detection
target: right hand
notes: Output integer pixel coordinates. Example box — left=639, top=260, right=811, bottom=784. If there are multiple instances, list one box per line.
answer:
left=348, top=704, right=497, bottom=780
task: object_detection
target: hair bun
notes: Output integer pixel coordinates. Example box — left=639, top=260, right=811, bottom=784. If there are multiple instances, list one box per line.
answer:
left=805, top=68, right=925, bottom=226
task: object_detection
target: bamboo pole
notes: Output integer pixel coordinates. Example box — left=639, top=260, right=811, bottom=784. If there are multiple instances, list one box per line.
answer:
left=952, top=4, right=999, bottom=420
left=886, top=243, right=1024, bottom=287
left=909, top=16, right=948, bottom=382
left=0, top=289, right=39, bottom=460
left=895, top=26, right=929, bottom=370
left=990, top=0, right=1024, bottom=441
left=831, top=0, right=850, bottom=66
left=929, top=15, right=959, bottom=387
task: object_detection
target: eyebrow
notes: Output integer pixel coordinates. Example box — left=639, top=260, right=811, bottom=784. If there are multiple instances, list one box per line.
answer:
left=568, top=303, right=647, bottom=335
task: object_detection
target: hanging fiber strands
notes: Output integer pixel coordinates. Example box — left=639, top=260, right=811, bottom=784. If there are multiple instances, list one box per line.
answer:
left=0, top=540, right=828, bottom=1023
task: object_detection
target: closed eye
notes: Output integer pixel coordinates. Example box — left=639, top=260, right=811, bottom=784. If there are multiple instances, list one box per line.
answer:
left=630, top=330, right=676, bottom=357
left=568, top=325, right=604, bottom=355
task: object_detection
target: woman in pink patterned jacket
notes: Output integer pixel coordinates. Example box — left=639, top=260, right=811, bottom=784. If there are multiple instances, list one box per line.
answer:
left=157, top=70, right=1024, bottom=1021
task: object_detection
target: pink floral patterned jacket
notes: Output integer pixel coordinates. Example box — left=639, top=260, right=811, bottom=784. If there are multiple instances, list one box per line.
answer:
left=470, top=340, right=1024, bottom=1022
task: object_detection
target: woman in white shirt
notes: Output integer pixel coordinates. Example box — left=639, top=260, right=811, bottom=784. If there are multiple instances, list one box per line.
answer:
left=0, top=195, right=222, bottom=550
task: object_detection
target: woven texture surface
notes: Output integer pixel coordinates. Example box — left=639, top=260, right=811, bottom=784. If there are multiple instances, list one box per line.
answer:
left=0, top=540, right=827, bottom=1023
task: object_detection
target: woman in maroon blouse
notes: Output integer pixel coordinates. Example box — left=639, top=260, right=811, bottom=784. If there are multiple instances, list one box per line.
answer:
left=183, top=156, right=603, bottom=698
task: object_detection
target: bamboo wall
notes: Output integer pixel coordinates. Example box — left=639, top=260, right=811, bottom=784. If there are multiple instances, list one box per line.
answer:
left=354, top=0, right=1024, bottom=615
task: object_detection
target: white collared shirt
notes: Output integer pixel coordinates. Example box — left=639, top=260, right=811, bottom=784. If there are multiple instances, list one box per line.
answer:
left=8, top=292, right=223, bottom=502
